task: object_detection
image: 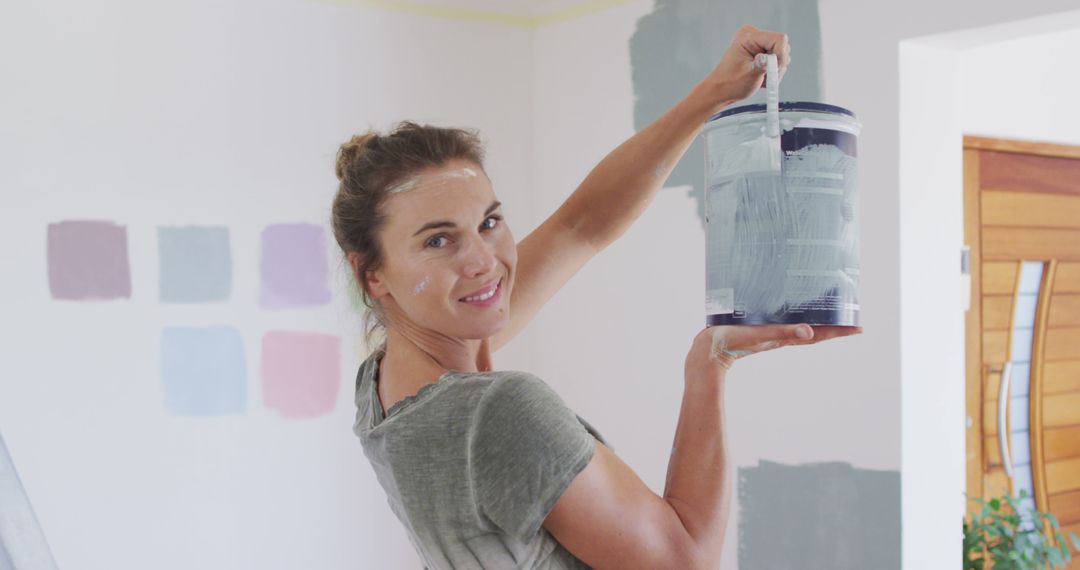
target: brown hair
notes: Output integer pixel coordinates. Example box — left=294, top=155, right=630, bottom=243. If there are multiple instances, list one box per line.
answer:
left=331, top=120, right=487, bottom=353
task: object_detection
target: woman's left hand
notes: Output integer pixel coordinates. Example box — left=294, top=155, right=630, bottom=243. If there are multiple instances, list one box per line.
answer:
left=703, top=25, right=791, bottom=106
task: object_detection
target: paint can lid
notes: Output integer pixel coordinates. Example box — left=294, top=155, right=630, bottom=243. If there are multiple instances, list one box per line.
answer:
left=707, top=101, right=856, bottom=122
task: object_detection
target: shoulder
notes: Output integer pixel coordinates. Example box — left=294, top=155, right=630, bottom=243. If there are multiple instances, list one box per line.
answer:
left=475, top=370, right=567, bottom=417
left=470, top=371, right=586, bottom=448
left=467, top=370, right=598, bottom=539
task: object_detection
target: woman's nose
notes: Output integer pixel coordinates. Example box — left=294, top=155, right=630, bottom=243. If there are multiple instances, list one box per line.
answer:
left=459, top=233, right=497, bottom=278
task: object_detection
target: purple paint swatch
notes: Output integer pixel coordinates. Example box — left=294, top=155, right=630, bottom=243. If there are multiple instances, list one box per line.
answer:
left=47, top=220, right=132, bottom=300
left=261, top=331, right=341, bottom=419
left=259, top=223, right=331, bottom=309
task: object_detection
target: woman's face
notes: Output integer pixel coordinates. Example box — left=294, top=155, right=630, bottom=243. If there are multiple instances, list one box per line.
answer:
left=362, top=159, right=516, bottom=341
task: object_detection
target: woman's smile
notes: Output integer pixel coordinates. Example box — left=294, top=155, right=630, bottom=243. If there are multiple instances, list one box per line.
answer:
left=458, top=277, right=503, bottom=307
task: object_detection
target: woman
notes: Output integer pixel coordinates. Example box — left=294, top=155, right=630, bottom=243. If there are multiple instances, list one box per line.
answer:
left=331, top=25, right=861, bottom=569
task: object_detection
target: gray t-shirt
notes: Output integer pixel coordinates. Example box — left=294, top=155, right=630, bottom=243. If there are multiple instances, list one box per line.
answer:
left=353, top=347, right=610, bottom=569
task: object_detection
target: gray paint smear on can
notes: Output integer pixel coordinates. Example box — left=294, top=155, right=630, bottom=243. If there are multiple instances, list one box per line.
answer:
left=629, top=0, right=824, bottom=228
left=738, top=460, right=900, bottom=570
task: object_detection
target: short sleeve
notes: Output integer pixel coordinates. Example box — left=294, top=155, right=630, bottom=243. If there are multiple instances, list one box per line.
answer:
left=468, top=373, right=597, bottom=541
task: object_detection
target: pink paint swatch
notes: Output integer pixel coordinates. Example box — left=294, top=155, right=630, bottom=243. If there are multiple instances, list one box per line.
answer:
left=261, top=331, right=341, bottom=419
left=47, top=220, right=131, bottom=300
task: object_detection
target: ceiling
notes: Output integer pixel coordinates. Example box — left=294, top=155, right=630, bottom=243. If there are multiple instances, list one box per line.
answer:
left=322, top=0, right=636, bottom=28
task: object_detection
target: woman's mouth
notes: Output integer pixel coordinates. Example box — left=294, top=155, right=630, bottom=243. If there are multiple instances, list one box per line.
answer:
left=459, top=278, right=502, bottom=307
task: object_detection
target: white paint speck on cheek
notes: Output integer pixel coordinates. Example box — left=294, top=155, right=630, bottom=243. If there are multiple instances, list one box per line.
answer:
left=413, top=274, right=430, bottom=295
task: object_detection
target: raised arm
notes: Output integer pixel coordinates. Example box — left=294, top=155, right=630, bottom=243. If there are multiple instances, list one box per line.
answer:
left=543, top=324, right=861, bottom=569
left=553, top=24, right=791, bottom=250
left=490, top=26, right=790, bottom=353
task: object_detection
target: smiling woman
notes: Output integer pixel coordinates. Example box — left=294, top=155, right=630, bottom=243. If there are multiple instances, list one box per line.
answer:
left=333, top=25, right=859, bottom=570
left=332, top=122, right=607, bottom=568
left=331, top=123, right=498, bottom=355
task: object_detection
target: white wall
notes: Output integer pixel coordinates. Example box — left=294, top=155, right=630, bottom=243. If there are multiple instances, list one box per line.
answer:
left=900, top=12, right=1080, bottom=568
left=6, top=0, right=1080, bottom=567
left=898, top=37, right=967, bottom=570
left=527, top=1, right=1080, bottom=569
left=530, top=4, right=890, bottom=568
left=962, top=22, right=1080, bottom=144
left=0, top=0, right=532, bottom=568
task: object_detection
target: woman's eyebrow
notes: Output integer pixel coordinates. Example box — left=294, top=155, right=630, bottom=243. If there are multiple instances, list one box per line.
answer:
left=412, top=201, right=502, bottom=237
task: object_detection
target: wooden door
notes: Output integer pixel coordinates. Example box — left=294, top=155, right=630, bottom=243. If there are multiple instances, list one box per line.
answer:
left=965, top=136, right=1080, bottom=557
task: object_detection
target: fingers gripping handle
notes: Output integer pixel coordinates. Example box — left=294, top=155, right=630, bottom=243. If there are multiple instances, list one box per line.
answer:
left=765, top=53, right=780, bottom=138
left=755, top=53, right=781, bottom=138
left=753, top=52, right=782, bottom=172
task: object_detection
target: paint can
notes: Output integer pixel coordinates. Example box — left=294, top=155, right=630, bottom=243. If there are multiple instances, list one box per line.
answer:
left=702, top=101, right=861, bottom=326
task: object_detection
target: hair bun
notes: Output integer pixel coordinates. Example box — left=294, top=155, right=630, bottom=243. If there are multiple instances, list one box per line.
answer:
left=335, top=132, right=378, bottom=182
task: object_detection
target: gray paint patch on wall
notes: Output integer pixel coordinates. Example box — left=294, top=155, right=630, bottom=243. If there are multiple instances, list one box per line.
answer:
left=629, top=0, right=824, bottom=228
left=738, top=460, right=900, bottom=570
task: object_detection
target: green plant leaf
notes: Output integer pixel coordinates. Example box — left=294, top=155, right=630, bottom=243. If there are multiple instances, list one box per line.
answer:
left=964, top=492, right=1080, bottom=570
left=1049, top=547, right=1064, bottom=568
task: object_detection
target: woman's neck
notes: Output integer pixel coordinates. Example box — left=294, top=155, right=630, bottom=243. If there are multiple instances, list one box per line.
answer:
left=375, top=329, right=493, bottom=416
left=382, top=328, right=482, bottom=375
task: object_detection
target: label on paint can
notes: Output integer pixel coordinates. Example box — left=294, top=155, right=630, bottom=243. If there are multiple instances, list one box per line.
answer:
left=706, top=288, right=734, bottom=315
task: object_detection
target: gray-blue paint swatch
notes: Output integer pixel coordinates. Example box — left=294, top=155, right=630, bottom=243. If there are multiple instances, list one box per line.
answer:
left=158, top=226, right=232, bottom=303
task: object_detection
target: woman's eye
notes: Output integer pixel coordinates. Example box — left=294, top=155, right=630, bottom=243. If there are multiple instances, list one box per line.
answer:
left=426, top=216, right=501, bottom=249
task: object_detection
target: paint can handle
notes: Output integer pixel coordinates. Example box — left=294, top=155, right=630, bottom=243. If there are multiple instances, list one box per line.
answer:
left=763, top=53, right=780, bottom=138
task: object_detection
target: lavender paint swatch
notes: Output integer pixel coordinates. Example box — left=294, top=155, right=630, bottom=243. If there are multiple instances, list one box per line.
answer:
left=46, top=220, right=131, bottom=300
left=259, top=223, right=331, bottom=309
left=160, top=326, right=246, bottom=416
left=158, top=226, right=232, bottom=303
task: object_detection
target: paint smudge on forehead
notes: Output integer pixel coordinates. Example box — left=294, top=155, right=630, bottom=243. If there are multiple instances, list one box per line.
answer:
left=387, top=167, right=479, bottom=194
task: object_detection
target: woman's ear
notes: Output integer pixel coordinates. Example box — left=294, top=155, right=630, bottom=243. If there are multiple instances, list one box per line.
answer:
left=364, top=269, right=389, bottom=299
left=348, top=252, right=388, bottom=299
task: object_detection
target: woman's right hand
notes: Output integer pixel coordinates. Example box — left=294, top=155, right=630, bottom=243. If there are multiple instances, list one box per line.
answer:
left=685, top=324, right=863, bottom=379
left=702, top=25, right=791, bottom=107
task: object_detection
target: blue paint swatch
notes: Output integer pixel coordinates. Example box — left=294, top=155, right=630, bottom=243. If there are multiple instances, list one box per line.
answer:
left=158, top=226, right=232, bottom=303
left=160, top=326, right=246, bottom=416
